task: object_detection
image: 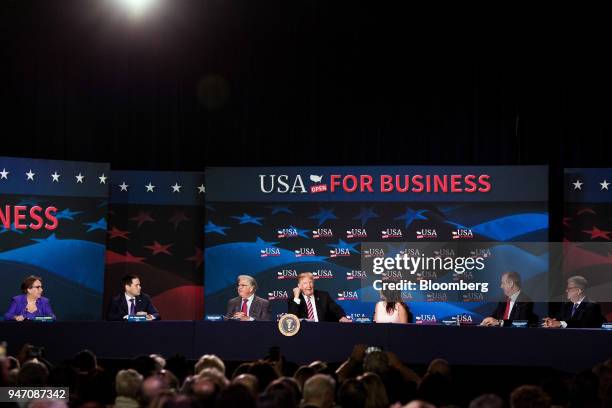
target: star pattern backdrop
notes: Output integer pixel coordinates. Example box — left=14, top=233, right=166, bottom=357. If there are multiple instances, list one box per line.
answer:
left=0, top=156, right=110, bottom=320
left=205, top=166, right=549, bottom=323
left=104, top=170, right=205, bottom=320
left=564, top=168, right=612, bottom=321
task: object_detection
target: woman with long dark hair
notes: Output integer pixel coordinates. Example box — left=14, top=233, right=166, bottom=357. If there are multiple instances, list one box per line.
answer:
left=373, top=287, right=411, bottom=323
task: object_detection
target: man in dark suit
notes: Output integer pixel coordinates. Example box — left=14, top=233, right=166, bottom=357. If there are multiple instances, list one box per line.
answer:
left=543, top=275, right=605, bottom=328
left=481, top=271, right=535, bottom=327
left=226, top=275, right=271, bottom=321
left=287, top=272, right=351, bottom=322
left=107, top=274, right=160, bottom=321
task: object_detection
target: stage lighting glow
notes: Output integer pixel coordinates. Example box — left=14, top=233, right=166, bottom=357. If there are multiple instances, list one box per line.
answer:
left=115, top=0, right=158, bottom=18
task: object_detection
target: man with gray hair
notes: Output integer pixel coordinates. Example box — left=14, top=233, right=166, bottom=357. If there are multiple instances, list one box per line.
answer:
left=543, top=275, right=605, bottom=328
left=114, top=369, right=143, bottom=408
left=469, top=393, right=504, bottom=408
left=226, top=275, right=271, bottom=321
left=195, top=354, right=225, bottom=376
left=301, top=374, right=336, bottom=408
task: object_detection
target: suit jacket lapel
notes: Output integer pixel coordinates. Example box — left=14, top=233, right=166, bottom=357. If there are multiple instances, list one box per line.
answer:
left=510, top=302, right=518, bottom=319
left=314, top=291, right=324, bottom=321
left=120, top=296, right=129, bottom=315
left=250, top=297, right=259, bottom=317
left=300, top=294, right=308, bottom=318
left=575, top=301, right=587, bottom=318
left=511, top=293, right=525, bottom=319
left=566, top=302, right=575, bottom=319
left=136, top=296, right=144, bottom=313
left=511, top=293, right=531, bottom=319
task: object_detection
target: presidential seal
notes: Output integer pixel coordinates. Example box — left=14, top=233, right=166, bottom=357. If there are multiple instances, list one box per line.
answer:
left=278, top=314, right=300, bottom=336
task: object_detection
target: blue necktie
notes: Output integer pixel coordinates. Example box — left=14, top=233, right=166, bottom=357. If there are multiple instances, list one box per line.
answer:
left=570, top=303, right=578, bottom=318
left=130, top=298, right=136, bottom=315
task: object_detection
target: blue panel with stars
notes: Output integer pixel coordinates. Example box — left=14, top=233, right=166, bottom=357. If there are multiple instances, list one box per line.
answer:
left=0, top=156, right=110, bottom=198
left=110, top=170, right=205, bottom=206
left=0, top=156, right=109, bottom=320
left=565, top=168, right=612, bottom=203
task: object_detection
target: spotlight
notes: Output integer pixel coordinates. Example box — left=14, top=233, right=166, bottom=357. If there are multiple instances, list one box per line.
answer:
left=113, top=0, right=158, bottom=18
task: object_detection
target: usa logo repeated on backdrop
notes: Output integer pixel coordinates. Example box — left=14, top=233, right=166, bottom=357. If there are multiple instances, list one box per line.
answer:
left=203, top=166, right=549, bottom=323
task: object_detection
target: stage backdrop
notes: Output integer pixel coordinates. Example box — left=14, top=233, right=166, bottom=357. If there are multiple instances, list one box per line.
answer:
left=0, top=156, right=109, bottom=320
left=204, top=166, right=549, bottom=323
left=564, top=168, right=612, bottom=321
left=104, top=171, right=205, bottom=320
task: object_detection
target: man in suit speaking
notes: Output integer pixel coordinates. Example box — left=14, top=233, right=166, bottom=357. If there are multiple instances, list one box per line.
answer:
left=107, top=274, right=160, bottom=321
left=287, top=272, right=351, bottom=322
left=226, top=275, right=271, bottom=321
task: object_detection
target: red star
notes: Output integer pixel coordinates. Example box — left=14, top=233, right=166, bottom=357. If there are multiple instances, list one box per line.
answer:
left=108, top=226, right=130, bottom=240
left=185, top=247, right=203, bottom=268
left=145, top=241, right=173, bottom=256
left=106, top=251, right=145, bottom=264
left=129, top=211, right=155, bottom=227
left=125, top=252, right=146, bottom=263
left=582, top=226, right=611, bottom=240
left=563, top=217, right=572, bottom=227
left=577, top=208, right=597, bottom=216
left=169, top=211, right=190, bottom=229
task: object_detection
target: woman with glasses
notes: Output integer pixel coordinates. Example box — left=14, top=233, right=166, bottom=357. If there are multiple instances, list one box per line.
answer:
left=4, top=275, right=55, bottom=321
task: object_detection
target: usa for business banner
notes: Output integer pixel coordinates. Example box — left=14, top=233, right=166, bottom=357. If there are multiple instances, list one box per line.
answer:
left=204, top=166, right=548, bottom=324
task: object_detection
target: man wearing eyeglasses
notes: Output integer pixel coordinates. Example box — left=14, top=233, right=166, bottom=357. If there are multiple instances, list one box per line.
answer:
left=542, top=275, right=605, bottom=328
left=225, top=275, right=271, bottom=321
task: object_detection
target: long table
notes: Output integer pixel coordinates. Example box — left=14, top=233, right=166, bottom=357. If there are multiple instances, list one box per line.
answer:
left=1, top=321, right=609, bottom=372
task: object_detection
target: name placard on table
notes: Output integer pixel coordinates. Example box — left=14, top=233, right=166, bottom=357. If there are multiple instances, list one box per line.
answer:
left=32, top=316, right=54, bottom=323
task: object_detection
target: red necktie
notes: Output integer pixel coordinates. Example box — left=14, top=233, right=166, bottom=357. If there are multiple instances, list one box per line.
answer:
left=503, top=298, right=511, bottom=320
left=241, top=299, right=248, bottom=316
left=306, top=296, right=315, bottom=320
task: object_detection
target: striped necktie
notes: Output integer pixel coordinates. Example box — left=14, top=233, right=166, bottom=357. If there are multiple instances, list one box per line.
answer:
left=306, top=296, right=315, bottom=320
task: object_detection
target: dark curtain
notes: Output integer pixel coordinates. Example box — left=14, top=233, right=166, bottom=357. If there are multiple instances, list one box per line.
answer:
left=2, top=1, right=612, bottom=244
